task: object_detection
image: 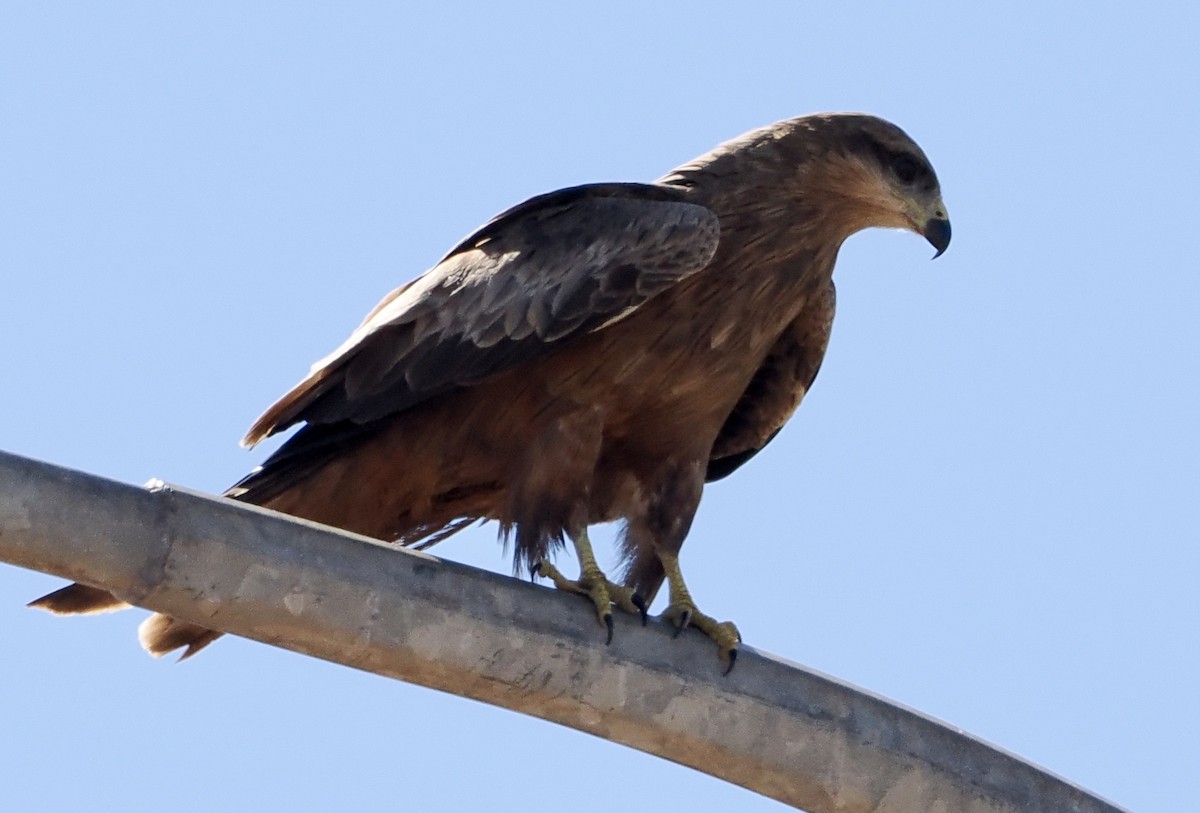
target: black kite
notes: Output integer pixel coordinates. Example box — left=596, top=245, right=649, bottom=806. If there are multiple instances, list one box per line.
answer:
left=33, top=113, right=951, bottom=670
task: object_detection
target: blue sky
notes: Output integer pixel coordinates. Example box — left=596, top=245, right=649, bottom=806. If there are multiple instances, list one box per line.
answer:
left=2, top=3, right=1196, bottom=811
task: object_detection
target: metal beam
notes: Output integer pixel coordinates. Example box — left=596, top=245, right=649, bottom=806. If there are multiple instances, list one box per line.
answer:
left=0, top=449, right=1125, bottom=812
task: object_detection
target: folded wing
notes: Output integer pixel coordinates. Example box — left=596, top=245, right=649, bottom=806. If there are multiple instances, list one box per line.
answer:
left=706, top=280, right=836, bottom=482
left=243, top=183, right=721, bottom=446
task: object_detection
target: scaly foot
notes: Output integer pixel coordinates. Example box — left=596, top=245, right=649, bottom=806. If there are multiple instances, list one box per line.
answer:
left=659, top=553, right=741, bottom=673
left=662, top=600, right=741, bottom=674
left=532, top=526, right=647, bottom=643
left=533, top=561, right=646, bottom=643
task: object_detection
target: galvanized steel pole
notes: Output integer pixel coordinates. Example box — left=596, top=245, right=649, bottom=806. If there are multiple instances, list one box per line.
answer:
left=0, top=449, right=1125, bottom=813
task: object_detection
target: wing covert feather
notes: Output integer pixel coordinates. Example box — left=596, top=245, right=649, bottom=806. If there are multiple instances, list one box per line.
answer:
left=244, top=183, right=719, bottom=445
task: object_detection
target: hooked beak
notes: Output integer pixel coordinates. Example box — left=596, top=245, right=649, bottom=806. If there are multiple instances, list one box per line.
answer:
left=923, top=216, right=952, bottom=259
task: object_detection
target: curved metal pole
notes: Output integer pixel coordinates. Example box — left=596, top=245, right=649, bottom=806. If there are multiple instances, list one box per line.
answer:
left=0, top=449, right=1126, bottom=813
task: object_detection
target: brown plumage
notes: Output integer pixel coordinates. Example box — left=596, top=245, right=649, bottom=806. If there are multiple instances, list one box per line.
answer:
left=31, top=113, right=950, bottom=663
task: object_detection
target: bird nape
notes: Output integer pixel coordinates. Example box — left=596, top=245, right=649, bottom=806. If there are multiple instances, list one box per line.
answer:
left=31, top=113, right=950, bottom=672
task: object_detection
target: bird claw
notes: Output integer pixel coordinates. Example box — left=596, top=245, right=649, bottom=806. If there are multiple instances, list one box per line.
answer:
left=722, top=647, right=738, bottom=676
left=671, top=607, right=692, bottom=638
left=631, top=592, right=648, bottom=626
left=662, top=600, right=740, bottom=669
left=531, top=559, right=642, bottom=643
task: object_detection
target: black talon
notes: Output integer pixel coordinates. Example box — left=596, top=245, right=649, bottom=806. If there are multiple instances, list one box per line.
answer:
left=603, top=613, right=615, bottom=645
left=631, top=592, right=648, bottom=625
left=672, top=609, right=691, bottom=638
left=723, top=648, right=738, bottom=676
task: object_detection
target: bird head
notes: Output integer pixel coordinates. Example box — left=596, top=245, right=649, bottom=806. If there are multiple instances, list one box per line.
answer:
left=786, top=114, right=952, bottom=258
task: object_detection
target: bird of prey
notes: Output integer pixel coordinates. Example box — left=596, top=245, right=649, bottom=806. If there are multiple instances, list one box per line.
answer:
left=32, top=113, right=950, bottom=670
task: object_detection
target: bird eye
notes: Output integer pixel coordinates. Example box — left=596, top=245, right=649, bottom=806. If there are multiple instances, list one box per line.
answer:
left=890, top=154, right=920, bottom=184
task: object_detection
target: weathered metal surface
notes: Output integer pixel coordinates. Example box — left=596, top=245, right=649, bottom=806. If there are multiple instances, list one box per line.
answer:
left=0, top=449, right=1127, bottom=812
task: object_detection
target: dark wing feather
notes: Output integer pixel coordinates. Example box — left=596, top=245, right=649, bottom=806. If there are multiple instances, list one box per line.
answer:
left=243, top=183, right=720, bottom=446
left=706, top=280, right=836, bottom=482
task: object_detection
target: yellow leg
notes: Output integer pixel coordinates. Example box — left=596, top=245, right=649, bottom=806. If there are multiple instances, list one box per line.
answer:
left=660, top=553, right=741, bottom=673
left=534, top=527, right=646, bottom=643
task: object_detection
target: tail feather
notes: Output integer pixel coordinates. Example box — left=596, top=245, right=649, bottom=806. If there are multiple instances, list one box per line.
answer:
left=138, top=613, right=223, bottom=660
left=29, top=406, right=497, bottom=661
left=30, top=583, right=221, bottom=659
left=28, top=583, right=130, bottom=615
